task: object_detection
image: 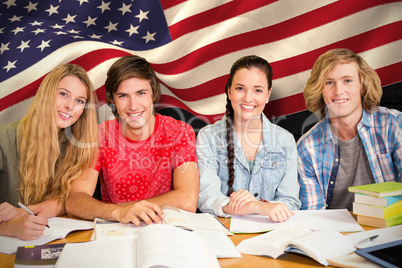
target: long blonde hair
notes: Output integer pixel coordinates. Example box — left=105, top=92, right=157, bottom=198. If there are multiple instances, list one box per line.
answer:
left=304, top=48, right=382, bottom=118
left=17, top=63, right=99, bottom=205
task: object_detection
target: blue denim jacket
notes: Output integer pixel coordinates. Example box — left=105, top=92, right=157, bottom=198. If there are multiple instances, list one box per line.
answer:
left=196, top=114, right=301, bottom=217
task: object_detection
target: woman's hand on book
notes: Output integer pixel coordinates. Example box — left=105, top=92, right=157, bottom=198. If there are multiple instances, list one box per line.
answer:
left=224, top=189, right=256, bottom=214
left=256, top=202, right=294, bottom=222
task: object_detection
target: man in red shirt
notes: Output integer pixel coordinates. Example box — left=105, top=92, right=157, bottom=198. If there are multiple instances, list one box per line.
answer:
left=66, top=56, right=199, bottom=225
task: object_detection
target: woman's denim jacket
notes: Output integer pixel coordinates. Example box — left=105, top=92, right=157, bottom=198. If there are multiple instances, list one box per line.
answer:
left=196, top=114, right=301, bottom=217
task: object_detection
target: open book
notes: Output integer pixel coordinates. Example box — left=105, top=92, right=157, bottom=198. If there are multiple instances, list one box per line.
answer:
left=0, top=217, right=93, bottom=255
left=55, top=224, right=220, bottom=268
left=237, top=227, right=356, bottom=266
left=94, top=206, right=240, bottom=258
left=94, top=206, right=231, bottom=239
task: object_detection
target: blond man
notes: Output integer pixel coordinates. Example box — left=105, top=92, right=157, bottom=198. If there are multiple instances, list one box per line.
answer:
left=297, top=48, right=402, bottom=210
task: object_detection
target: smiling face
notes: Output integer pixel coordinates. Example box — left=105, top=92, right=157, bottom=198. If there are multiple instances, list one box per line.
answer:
left=113, top=77, right=155, bottom=140
left=228, top=67, right=271, bottom=124
left=322, top=62, right=363, bottom=124
left=55, top=75, right=88, bottom=132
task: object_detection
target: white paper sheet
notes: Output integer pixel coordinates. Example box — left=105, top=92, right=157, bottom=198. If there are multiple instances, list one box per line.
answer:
left=345, top=225, right=402, bottom=248
left=230, top=209, right=364, bottom=233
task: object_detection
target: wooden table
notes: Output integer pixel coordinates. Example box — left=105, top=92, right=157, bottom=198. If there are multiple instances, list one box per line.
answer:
left=0, top=217, right=374, bottom=268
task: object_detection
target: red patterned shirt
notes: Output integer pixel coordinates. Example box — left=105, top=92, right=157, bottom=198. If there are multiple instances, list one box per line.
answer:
left=95, top=114, right=197, bottom=203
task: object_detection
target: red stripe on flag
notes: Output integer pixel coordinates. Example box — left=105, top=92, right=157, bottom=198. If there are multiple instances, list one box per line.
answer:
left=376, top=62, right=402, bottom=88
left=158, top=95, right=223, bottom=123
left=70, top=49, right=129, bottom=71
left=95, top=85, right=107, bottom=105
left=0, top=79, right=42, bottom=113
left=265, top=93, right=306, bottom=119
left=159, top=0, right=187, bottom=10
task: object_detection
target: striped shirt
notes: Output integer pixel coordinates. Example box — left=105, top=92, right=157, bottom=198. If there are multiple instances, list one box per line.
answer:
left=297, top=106, right=402, bottom=210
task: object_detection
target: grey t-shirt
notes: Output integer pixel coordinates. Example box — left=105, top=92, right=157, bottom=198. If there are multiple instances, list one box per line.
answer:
left=329, top=134, right=375, bottom=210
left=0, top=120, right=21, bottom=206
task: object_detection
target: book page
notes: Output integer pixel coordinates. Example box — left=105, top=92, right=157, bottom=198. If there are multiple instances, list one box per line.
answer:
left=137, top=224, right=219, bottom=268
left=179, top=209, right=232, bottom=235
left=94, top=218, right=144, bottom=240
left=55, top=238, right=136, bottom=268
left=162, top=206, right=232, bottom=235
left=194, top=230, right=241, bottom=258
left=162, top=206, right=195, bottom=230
left=0, top=217, right=93, bottom=254
left=288, top=228, right=355, bottom=266
left=237, top=228, right=311, bottom=258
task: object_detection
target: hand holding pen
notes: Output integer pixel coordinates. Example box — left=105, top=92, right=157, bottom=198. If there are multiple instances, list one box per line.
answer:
left=18, top=202, right=50, bottom=228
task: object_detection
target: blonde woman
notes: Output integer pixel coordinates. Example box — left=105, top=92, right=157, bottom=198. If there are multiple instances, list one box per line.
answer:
left=0, top=63, right=99, bottom=240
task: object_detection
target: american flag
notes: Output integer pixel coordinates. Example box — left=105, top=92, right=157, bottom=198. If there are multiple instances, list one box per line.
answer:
left=1, top=0, right=401, bottom=138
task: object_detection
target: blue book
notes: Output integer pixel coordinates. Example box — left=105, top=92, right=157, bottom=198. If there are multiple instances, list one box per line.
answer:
left=354, top=194, right=402, bottom=207
left=14, top=243, right=65, bottom=267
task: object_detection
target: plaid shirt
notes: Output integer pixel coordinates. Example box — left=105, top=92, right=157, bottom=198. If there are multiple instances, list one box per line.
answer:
left=297, top=106, right=402, bottom=210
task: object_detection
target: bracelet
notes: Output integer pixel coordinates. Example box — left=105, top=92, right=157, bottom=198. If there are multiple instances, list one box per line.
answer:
left=259, top=197, right=270, bottom=203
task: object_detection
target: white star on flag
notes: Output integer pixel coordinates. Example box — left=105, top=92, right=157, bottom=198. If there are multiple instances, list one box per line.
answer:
left=98, top=1, right=111, bottom=13
left=37, top=39, right=51, bottom=51
left=136, top=9, right=149, bottom=22
left=17, top=40, right=30, bottom=52
left=126, top=25, right=139, bottom=36
left=142, top=31, right=156, bottom=43
left=45, top=4, right=59, bottom=16
left=24, top=1, right=38, bottom=13
left=118, top=3, right=132, bottom=15
left=63, top=14, right=77, bottom=24
left=83, top=16, right=97, bottom=27
left=0, top=42, right=10, bottom=54
left=3, top=60, right=17, bottom=72
left=11, top=27, right=25, bottom=35
left=104, top=21, right=119, bottom=33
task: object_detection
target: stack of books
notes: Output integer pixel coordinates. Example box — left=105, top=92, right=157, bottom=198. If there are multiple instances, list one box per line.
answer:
left=349, top=181, right=402, bottom=228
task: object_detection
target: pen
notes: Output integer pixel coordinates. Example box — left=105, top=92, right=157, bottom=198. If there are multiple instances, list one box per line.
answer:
left=18, top=202, right=50, bottom=228
left=259, top=197, right=270, bottom=203
left=355, top=235, right=378, bottom=247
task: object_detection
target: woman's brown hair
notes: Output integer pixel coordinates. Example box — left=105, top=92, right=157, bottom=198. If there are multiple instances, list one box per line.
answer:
left=225, top=55, right=273, bottom=195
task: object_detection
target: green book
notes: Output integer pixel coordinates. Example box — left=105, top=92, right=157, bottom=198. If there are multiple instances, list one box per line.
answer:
left=348, top=182, right=402, bottom=197
left=352, top=200, right=402, bottom=219
left=357, top=214, right=402, bottom=228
